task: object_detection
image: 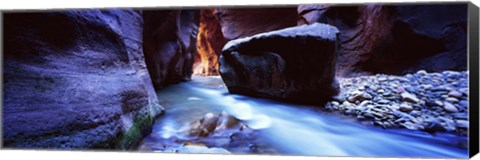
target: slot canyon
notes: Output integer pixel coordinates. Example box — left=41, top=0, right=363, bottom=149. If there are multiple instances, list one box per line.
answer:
left=2, top=3, right=470, bottom=158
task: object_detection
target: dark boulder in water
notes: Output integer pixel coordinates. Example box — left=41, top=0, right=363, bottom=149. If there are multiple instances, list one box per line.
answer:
left=219, top=23, right=340, bottom=104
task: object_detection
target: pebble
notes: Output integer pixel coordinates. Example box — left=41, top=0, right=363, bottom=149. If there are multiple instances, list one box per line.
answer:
left=331, top=101, right=340, bottom=106
left=378, top=89, right=385, bottom=94
left=446, top=97, right=459, bottom=103
left=456, top=120, right=469, bottom=128
left=348, top=91, right=372, bottom=102
left=378, top=99, right=390, bottom=104
left=378, top=77, right=387, bottom=82
left=459, top=100, right=468, bottom=107
left=448, top=91, right=463, bottom=98
left=434, top=100, right=443, bottom=106
left=399, top=103, right=413, bottom=112
left=401, top=92, right=419, bottom=103
left=410, top=110, right=421, bottom=117
left=443, top=102, right=458, bottom=113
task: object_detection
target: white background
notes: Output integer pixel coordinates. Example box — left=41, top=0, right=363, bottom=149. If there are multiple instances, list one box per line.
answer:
left=0, top=0, right=479, bottom=160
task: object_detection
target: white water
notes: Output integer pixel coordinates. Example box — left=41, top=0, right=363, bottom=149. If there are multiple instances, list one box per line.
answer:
left=139, top=76, right=468, bottom=158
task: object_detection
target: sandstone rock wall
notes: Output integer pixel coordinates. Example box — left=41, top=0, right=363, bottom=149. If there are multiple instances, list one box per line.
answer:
left=142, top=10, right=199, bottom=88
left=214, top=7, right=298, bottom=40
left=194, top=9, right=228, bottom=76
left=298, top=4, right=467, bottom=77
left=2, top=9, right=183, bottom=149
left=193, top=7, right=298, bottom=76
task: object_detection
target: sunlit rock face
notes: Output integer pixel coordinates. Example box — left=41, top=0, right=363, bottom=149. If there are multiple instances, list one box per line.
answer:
left=194, top=9, right=228, bottom=76
left=3, top=10, right=163, bottom=149
left=214, top=7, right=298, bottom=40
left=219, top=23, right=340, bottom=105
left=299, top=4, right=467, bottom=77
left=143, top=10, right=199, bottom=88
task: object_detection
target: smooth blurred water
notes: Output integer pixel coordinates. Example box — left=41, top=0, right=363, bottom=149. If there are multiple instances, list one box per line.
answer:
left=139, top=76, right=468, bottom=158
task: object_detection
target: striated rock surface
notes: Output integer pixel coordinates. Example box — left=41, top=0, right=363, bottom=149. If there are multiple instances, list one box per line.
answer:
left=219, top=23, right=340, bottom=104
left=298, top=4, right=467, bottom=77
left=214, top=7, right=298, bottom=40
left=194, top=9, right=228, bottom=76
left=3, top=10, right=164, bottom=149
left=143, top=10, right=200, bottom=89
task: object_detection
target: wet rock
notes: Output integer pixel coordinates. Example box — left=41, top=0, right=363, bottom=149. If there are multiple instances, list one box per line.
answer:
left=214, top=112, right=241, bottom=132
left=219, top=23, right=340, bottom=104
left=180, top=112, right=242, bottom=137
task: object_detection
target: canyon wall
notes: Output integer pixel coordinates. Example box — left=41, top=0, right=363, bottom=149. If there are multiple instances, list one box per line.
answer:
left=194, top=9, right=228, bottom=76
left=143, top=10, right=200, bottom=88
left=214, top=7, right=298, bottom=40
left=198, top=4, right=468, bottom=78
left=3, top=9, right=198, bottom=149
left=299, top=4, right=468, bottom=77
left=193, top=7, right=298, bottom=76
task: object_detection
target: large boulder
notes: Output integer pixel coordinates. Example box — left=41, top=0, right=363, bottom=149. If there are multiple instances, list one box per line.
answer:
left=298, top=4, right=467, bottom=77
left=219, top=23, right=340, bottom=104
left=142, top=10, right=200, bottom=89
left=3, top=10, right=163, bottom=149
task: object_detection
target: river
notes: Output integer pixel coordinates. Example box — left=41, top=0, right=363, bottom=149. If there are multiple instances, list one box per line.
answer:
left=138, top=75, right=468, bottom=158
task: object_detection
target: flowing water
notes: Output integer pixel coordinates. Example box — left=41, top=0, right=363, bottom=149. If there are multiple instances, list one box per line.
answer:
left=138, top=76, right=468, bottom=158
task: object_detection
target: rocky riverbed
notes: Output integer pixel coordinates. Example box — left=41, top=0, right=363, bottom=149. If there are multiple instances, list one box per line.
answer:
left=322, top=70, right=469, bottom=136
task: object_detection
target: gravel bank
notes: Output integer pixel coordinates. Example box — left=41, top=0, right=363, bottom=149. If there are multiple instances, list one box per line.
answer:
left=322, top=70, right=469, bottom=136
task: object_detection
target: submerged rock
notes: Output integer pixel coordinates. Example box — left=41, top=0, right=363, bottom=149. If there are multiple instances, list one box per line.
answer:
left=219, top=23, right=340, bottom=104
left=179, top=112, right=241, bottom=137
left=153, top=112, right=259, bottom=154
